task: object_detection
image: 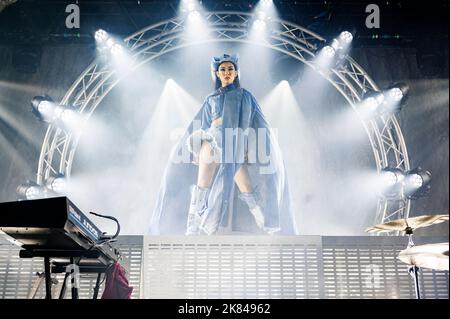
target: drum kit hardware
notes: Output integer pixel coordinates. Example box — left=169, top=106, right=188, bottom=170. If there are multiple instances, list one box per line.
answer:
left=366, top=214, right=449, bottom=299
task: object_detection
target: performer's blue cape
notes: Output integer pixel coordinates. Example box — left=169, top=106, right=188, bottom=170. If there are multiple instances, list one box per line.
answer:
left=149, top=83, right=298, bottom=235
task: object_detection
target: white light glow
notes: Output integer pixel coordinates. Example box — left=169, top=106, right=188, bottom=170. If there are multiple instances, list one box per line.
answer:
left=257, top=10, right=267, bottom=20
left=375, top=93, right=385, bottom=105
left=106, top=38, right=115, bottom=49
left=51, top=177, right=67, bottom=193
left=111, top=43, right=124, bottom=56
left=53, top=106, right=64, bottom=122
left=387, top=87, right=403, bottom=102
left=188, top=2, right=196, bottom=12
left=25, top=186, right=41, bottom=200
left=330, top=39, right=341, bottom=51
left=38, top=101, right=53, bottom=116
left=188, top=10, right=201, bottom=21
left=61, top=110, right=77, bottom=124
left=339, top=31, right=353, bottom=44
left=95, top=29, right=108, bottom=42
left=382, top=171, right=398, bottom=187
left=182, top=1, right=210, bottom=42
left=60, top=109, right=75, bottom=122
left=322, top=46, right=336, bottom=59
left=261, top=0, right=273, bottom=5
left=363, top=97, right=379, bottom=111
left=253, top=19, right=266, bottom=31
left=406, top=174, right=423, bottom=188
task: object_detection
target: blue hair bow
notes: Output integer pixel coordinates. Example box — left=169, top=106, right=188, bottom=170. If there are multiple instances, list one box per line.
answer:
left=211, top=53, right=239, bottom=72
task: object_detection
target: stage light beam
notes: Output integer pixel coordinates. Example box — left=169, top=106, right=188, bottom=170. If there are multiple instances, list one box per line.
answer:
left=188, top=10, right=201, bottom=21
left=111, top=43, right=124, bottom=57
left=253, top=19, right=267, bottom=31
left=180, top=0, right=210, bottom=42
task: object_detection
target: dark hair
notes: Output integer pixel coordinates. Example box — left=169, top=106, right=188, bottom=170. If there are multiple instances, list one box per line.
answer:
left=214, top=62, right=240, bottom=90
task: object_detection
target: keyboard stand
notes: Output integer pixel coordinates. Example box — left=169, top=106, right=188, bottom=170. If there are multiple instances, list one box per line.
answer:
left=20, top=248, right=111, bottom=299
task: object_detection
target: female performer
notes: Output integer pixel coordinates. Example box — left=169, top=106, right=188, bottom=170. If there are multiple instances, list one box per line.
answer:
left=149, top=54, right=297, bottom=235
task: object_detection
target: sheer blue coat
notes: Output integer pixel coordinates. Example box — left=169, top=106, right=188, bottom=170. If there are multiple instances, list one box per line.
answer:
left=149, top=84, right=298, bottom=235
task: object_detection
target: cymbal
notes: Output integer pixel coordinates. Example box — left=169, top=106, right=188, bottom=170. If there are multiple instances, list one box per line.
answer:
left=365, top=214, right=449, bottom=233
left=398, top=243, right=449, bottom=271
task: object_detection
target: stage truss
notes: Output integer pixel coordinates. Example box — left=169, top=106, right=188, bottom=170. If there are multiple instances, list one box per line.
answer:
left=36, top=12, right=410, bottom=228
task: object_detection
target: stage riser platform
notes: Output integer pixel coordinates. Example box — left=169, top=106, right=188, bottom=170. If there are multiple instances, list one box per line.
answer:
left=0, top=235, right=448, bottom=299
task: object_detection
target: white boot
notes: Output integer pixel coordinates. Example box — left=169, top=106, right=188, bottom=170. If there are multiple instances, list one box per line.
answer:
left=186, top=185, right=209, bottom=235
left=249, top=205, right=265, bottom=229
left=239, top=189, right=265, bottom=230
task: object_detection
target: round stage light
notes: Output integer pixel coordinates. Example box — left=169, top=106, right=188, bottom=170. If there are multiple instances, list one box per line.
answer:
left=386, top=83, right=409, bottom=103
left=404, top=168, right=432, bottom=199
left=378, top=83, right=409, bottom=114
left=381, top=168, right=404, bottom=187
left=16, top=182, right=46, bottom=200
left=31, top=95, right=81, bottom=129
left=37, top=101, right=53, bottom=115
left=95, top=29, right=108, bottom=42
left=31, top=95, right=55, bottom=122
left=46, top=174, right=67, bottom=194
left=387, top=87, right=403, bottom=102
left=379, top=167, right=432, bottom=200
left=379, top=167, right=405, bottom=199
left=321, top=45, right=336, bottom=59
left=339, top=31, right=353, bottom=44
left=406, top=173, right=423, bottom=188
left=25, top=186, right=41, bottom=199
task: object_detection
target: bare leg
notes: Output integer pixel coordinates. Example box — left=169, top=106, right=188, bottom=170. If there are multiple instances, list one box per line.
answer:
left=197, top=142, right=218, bottom=188
left=186, top=141, right=218, bottom=235
left=234, top=165, right=253, bottom=193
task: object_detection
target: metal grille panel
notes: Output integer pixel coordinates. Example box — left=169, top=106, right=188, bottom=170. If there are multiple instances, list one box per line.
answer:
left=143, top=236, right=322, bottom=299
left=1, top=235, right=448, bottom=299
left=322, top=236, right=449, bottom=299
left=0, top=240, right=40, bottom=299
left=0, top=235, right=143, bottom=299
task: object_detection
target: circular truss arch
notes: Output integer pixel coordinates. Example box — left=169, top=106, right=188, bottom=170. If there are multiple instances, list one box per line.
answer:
left=36, top=11, right=411, bottom=228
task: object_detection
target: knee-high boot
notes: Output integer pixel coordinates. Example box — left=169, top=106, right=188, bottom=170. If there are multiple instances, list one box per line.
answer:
left=186, top=185, right=210, bottom=235
left=238, top=189, right=265, bottom=230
